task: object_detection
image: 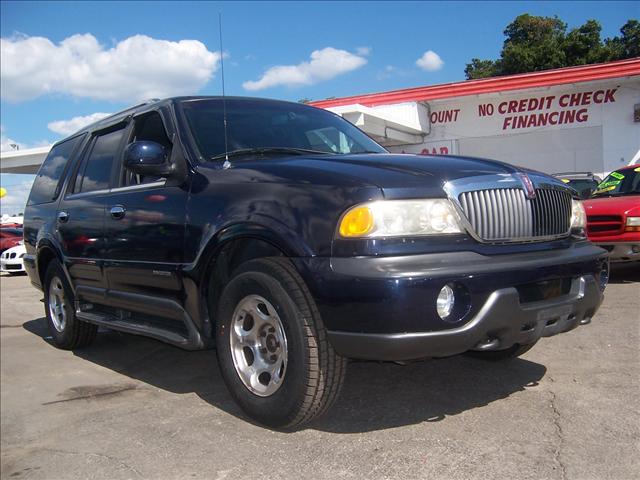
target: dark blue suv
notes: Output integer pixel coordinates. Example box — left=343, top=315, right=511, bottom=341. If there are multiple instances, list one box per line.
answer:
left=23, top=97, right=608, bottom=427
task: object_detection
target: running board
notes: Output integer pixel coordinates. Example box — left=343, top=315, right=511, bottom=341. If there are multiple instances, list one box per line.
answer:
left=75, top=285, right=208, bottom=350
left=76, top=310, right=195, bottom=348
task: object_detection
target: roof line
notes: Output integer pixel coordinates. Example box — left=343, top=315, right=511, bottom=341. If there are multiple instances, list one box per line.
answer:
left=309, top=58, right=640, bottom=108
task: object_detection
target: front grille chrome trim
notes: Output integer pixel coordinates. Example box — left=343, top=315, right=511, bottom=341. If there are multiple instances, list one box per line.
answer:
left=444, top=173, right=573, bottom=244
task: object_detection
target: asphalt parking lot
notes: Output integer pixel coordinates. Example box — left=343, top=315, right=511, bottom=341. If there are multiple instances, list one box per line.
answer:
left=1, top=267, right=638, bottom=480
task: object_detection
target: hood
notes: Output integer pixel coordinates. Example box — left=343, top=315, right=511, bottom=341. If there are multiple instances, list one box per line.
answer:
left=583, top=194, right=640, bottom=217
left=203, top=153, right=558, bottom=198
left=2, top=244, right=26, bottom=255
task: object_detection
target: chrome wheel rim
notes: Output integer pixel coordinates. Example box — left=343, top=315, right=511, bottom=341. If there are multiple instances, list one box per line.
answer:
left=48, top=276, right=67, bottom=332
left=229, top=295, right=288, bottom=397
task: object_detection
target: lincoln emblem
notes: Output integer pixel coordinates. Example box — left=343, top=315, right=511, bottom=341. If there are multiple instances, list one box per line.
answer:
left=516, top=172, right=536, bottom=199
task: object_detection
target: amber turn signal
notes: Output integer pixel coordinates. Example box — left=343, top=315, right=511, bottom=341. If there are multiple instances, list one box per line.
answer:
left=339, top=206, right=374, bottom=237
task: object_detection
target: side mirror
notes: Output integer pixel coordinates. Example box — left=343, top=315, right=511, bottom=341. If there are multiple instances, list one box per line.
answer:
left=123, top=141, right=172, bottom=176
left=580, top=188, right=594, bottom=199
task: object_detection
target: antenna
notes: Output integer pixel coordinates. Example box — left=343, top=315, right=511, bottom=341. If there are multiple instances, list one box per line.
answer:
left=218, top=12, right=229, bottom=162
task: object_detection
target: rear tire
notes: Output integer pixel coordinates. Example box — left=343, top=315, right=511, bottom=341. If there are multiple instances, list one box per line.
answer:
left=466, top=341, right=537, bottom=361
left=43, top=260, right=97, bottom=350
left=215, top=257, right=346, bottom=428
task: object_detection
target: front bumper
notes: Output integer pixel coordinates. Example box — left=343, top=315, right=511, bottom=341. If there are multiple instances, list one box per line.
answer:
left=294, top=242, right=607, bottom=361
left=0, top=259, right=25, bottom=273
left=594, top=242, right=640, bottom=262
left=328, top=275, right=601, bottom=360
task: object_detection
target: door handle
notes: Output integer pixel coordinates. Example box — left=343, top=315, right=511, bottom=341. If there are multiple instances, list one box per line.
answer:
left=110, top=205, right=126, bottom=219
left=57, top=211, right=69, bottom=223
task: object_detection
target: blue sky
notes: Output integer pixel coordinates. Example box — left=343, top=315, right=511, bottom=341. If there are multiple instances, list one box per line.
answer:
left=0, top=0, right=638, bottom=213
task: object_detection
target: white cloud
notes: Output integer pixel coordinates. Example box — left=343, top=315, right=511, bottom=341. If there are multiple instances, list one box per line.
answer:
left=356, top=46, right=372, bottom=56
left=0, top=177, right=33, bottom=215
left=0, top=125, right=22, bottom=152
left=1, top=33, right=220, bottom=102
left=1, top=125, right=51, bottom=152
left=47, top=112, right=112, bottom=136
left=415, top=50, right=444, bottom=71
left=243, top=47, right=367, bottom=91
left=1, top=126, right=47, bottom=215
left=377, top=65, right=398, bottom=80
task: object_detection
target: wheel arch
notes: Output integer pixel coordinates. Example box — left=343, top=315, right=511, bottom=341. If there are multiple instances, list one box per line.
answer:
left=35, top=241, right=74, bottom=294
left=195, top=224, right=303, bottom=338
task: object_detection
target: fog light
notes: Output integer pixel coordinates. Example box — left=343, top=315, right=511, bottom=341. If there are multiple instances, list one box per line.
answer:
left=437, top=284, right=455, bottom=319
left=599, top=262, right=610, bottom=292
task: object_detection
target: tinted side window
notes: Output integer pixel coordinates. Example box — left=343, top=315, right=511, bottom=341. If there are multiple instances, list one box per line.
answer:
left=28, top=136, right=82, bottom=205
left=75, top=128, right=126, bottom=193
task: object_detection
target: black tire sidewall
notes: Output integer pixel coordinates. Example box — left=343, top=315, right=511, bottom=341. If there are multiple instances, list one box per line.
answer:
left=216, top=269, right=311, bottom=428
left=43, top=261, right=78, bottom=346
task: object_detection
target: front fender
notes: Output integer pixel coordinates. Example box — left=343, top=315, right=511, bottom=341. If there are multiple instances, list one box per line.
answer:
left=186, top=220, right=307, bottom=280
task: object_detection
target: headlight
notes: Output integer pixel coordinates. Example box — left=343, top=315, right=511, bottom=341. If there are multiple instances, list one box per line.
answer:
left=338, top=199, right=463, bottom=238
left=626, top=216, right=640, bottom=232
left=570, top=199, right=587, bottom=230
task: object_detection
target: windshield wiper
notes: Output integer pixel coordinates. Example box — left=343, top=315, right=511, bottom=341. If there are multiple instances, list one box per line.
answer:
left=209, top=147, right=333, bottom=161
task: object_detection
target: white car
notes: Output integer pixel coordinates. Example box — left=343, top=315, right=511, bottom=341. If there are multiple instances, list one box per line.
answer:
left=0, top=243, right=26, bottom=274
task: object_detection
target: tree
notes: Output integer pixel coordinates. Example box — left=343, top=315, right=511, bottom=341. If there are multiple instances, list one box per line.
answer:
left=500, top=14, right=567, bottom=74
left=564, top=20, right=606, bottom=65
left=620, top=19, right=640, bottom=58
left=465, top=15, right=638, bottom=80
left=604, top=19, right=640, bottom=60
left=465, top=59, right=499, bottom=79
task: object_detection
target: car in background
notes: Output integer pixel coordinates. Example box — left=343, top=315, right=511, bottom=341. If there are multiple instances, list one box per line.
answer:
left=0, top=222, right=23, bottom=229
left=553, top=172, right=602, bottom=199
left=1, top=243, right=26, bottom=274
left=584, top=165, right=640, bottom=263
left=0, top=227, right=23, bottom=254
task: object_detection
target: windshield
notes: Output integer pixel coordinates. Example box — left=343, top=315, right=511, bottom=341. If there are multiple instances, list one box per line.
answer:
left=562, top=179, right=599, bottom=198
left=591, top=168, right=640, bottom=197
left=179, top=98, right=386, bottom=160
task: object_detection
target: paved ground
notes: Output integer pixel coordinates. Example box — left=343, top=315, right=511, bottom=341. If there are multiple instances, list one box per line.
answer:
left=1, top=266, right=639, bottom=480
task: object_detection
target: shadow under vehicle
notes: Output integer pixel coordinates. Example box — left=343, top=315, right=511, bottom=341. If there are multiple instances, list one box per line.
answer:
left=23, top=316, right=546, bottom=433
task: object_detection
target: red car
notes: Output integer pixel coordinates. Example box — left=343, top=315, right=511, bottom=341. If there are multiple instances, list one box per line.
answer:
left=0, top=228, right=23, bottom=254
left=584, top=165, right=640, bottom=263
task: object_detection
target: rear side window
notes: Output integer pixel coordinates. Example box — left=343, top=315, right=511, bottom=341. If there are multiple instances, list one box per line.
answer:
left=28, top=136, right=82, bottom=205
left=74, top=127, right=126, bottom=193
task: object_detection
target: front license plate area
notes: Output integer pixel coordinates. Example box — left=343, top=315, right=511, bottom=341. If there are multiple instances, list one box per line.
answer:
left=517, top=278, right=572, bottom=303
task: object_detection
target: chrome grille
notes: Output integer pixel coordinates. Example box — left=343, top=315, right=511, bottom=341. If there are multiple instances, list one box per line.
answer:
left=459, top=188, right=572, bottom=242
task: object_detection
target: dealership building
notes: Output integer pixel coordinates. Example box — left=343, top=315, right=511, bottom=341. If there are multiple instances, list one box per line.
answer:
left=1, top=58, right=639, bottom=178
left=310, top=58, right=640, bottom=177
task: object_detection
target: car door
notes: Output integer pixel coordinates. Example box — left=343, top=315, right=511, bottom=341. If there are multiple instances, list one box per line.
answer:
left=57, top=123, right=128, bottom=291
left=103, top=110, right=189, bottom=298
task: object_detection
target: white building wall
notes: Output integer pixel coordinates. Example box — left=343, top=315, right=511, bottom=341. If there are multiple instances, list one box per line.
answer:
left=376, top=77, right=640, bottom=176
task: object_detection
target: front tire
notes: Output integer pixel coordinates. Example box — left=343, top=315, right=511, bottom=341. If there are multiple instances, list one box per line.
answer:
left=215, top=258, right=346, bottom=428
left=43, top=260, right=97, bottom=350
